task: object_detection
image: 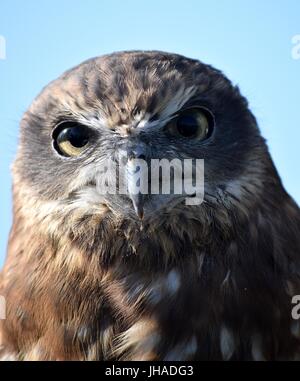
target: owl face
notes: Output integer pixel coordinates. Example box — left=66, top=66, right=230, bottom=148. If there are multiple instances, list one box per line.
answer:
left=16, top=51, right=265, bottom=223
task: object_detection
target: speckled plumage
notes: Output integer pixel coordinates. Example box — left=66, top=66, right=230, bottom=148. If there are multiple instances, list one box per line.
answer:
left=1, top=51, right=300, bottom=360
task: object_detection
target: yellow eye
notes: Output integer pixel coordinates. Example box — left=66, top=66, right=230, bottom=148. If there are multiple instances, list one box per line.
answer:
left=54, top=123, right=91, bottom=157
left=168, top=108, right=214, bottom=141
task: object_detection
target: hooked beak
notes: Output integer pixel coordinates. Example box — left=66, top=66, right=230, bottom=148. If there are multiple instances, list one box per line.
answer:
left=130, top=193, right=145, bottom=220
left=125, top=146, right=148, bottom=220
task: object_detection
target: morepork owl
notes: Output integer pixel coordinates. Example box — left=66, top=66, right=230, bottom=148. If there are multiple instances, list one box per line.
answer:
left=1, top=51, right=300, bottom=360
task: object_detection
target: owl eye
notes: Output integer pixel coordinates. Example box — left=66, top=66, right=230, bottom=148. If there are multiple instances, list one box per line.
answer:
left=53, top=122, right=91, bottom=157
left=168, top=108, right=214, bottom=141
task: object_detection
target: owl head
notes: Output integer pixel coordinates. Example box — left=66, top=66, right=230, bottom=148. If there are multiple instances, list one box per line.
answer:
left=14, top=51, right=277, bottom=238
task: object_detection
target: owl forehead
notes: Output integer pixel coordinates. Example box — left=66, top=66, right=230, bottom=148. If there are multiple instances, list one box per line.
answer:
left=34, top=52, right=213, bottom=130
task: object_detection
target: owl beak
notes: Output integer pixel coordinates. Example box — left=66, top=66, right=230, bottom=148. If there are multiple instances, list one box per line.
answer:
left=130, top=193, right=145, bottom=220
left=125, top=145, right=148, bottom=220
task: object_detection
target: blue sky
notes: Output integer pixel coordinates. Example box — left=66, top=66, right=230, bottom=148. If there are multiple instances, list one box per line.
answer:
left=0, top=0, right=299, bottom=266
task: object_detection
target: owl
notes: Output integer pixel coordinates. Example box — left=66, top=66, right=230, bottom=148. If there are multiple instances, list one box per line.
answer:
left=1, top=51, right=300, bottom=361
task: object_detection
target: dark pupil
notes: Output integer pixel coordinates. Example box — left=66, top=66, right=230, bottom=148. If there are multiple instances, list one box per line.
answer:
left=60, top=126, right=89, bottom=147
left=176, top=115, right=198, bottom=137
